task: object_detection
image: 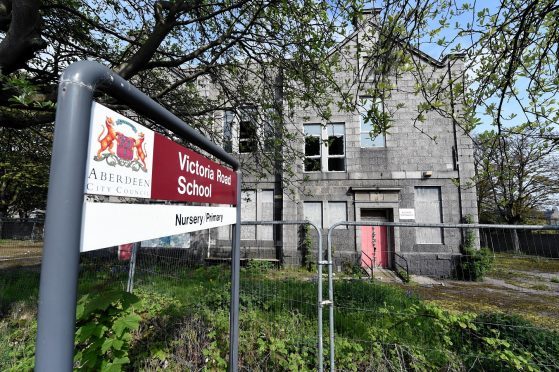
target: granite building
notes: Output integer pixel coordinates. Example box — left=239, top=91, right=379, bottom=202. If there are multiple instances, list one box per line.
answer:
left=209, top=9, right=478, bottom=277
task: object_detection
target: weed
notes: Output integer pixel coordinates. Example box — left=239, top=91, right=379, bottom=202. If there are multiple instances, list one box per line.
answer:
left=74, top=290, right=141, bottom=370
left=550, top=277, right=559, bottom=283
left=397, top=269, right=411, bottom=283
left=456, top=247, right=494, bottom=281
left=530, top=283, right=550, bottom=291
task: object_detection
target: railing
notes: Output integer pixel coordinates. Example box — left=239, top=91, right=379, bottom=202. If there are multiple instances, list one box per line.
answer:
left=393, top=252, right=409, bottom=280
left=360, top=250, right=374, bottom=278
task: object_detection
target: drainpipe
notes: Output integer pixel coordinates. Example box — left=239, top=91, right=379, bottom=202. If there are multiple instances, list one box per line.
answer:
left=273, top=68, right=284, bottom=263
left=447, top=57, right=464, bottom=223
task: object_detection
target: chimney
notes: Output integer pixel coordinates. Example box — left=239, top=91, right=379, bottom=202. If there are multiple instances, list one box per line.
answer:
left=352, top=8, right=381, bottom=30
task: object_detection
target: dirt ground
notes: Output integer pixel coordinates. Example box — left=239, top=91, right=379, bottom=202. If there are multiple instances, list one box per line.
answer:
left=407, top=254, right=559, bottom=330
left=0, top=240, right=42, bottom=269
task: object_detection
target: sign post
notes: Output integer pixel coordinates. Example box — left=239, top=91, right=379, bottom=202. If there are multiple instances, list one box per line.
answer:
left=35, top=61, right=241, bottom=371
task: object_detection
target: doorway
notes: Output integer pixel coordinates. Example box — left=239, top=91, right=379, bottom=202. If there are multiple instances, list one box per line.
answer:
left=360, top=209, right=390, bottom=269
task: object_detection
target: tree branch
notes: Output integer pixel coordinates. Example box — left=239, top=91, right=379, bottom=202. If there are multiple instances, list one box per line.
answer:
left=0, top=0, right=46, bottom=74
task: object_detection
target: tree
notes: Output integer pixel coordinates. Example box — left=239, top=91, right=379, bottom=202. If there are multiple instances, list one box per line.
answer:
left=0, top=0, right=363, bottom=203
left=0, top=126, right=51, bottom=218
left=0, top=0, right=356, bottom=128
left=474, top=126, right=559, bottom=225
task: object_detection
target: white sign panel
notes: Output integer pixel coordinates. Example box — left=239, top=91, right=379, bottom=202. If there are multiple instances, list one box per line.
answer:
left=85, top=102, right=155, bottom=198
left=399, top=208, right=415, bottom=220
left=81, top=202, right=236, bottom=252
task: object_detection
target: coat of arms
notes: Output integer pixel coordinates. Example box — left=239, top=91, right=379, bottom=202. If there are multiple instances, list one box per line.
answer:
left=94, top=116, right=148, bottom=172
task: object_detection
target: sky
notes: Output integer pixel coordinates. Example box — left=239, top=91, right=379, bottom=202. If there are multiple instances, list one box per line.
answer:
left=368, top=0, right=556, bottom=135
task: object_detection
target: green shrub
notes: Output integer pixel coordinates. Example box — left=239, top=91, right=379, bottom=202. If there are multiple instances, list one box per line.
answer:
left=457, top=313, right=559, bottom=371
left=457, top=247, right=494, bottom=281
left=74, top=290, right=141, bottom=371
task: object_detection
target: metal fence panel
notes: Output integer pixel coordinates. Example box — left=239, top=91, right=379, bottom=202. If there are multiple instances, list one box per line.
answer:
left=326, top=222, right=559, bottom=371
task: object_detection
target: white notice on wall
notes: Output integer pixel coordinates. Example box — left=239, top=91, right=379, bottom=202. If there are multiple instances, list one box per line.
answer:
left=399, top=208, right=415, bottom=220
left=81, top=202, right=236, bottom=252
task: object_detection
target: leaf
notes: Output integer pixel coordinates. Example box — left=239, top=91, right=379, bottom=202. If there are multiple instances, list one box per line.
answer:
left=100, top=337, right=124, bottom=354
left=112, top=356, right=130, bottom=365
left=112, top=313, right=141, bottom=337
left=100, top=360, right=122, bottom=372
left=75, top=323, right=107, bottom=343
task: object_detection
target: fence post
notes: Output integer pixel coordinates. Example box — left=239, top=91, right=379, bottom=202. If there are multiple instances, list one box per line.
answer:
left=126, top=243, right=139, bottom=293
left=229, top=172, right=242, bottom=371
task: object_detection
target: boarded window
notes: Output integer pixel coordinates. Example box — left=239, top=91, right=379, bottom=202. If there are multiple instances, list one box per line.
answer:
left=414, top=187, right=443, bottom=244
left=258, top=190, right=274, bottom=240
left=328, top=202, right=347, bottom=228
left=233, top=189, right=274, bottom=241
left=241, top=190, right=257, bottom=240
left=304, top=202, right=322, bottom=228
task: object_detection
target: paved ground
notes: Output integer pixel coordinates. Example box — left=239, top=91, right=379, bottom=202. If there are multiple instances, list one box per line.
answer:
left=405, top=255, right=559, bottom=330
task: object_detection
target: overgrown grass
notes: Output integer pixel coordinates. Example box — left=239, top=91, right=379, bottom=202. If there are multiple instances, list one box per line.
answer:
left=492, top=253, right=559, bottom=272
left=1, top=262, right=558, bottom=371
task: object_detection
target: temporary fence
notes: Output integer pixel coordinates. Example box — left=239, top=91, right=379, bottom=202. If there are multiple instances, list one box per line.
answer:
left=325, top=222, right=559, bottom=371
left=2, top=220, right=559, bottom=371
left=121, top=220, right=330, bottom=370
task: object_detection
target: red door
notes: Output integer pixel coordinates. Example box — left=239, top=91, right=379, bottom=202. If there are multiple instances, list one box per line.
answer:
left=361, top=225, right=388, bottom=268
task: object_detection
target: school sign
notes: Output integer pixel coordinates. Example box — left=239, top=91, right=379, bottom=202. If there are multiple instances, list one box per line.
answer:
left=81, top=103, right=237, bottom=251
left=35, top=61, right=242, bottom=372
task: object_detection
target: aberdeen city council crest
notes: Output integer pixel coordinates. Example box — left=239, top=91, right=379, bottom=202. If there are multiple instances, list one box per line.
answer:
left=94, top=116, right=148, bottom=172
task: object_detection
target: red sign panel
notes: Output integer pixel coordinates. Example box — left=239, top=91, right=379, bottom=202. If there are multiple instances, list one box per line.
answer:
left=151, top=134, right=237, bottom=205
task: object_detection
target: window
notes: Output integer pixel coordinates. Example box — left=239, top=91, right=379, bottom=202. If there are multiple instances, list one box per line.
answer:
left=327, top=124, right=345, bottom=171
left=328, top=202, right=347, bottom=228
left=223, top=107, right=262, bottom=153
left=258, top=190, right=274, bottom=240
left=303, top=123, right=346, bottom=172
left=414, top=187, right=443, bottom=244
left=239, top=107, right=258, bottom=153
left=360, top=97, right=386, bottom=148
left=223, top=110, right=234, bottom=153
left=304, top=124, right=321, bottom=171
left=236, top=189, right=274, bottom=241
left=241, top=190, right=256, bottom=240
left=304, top=202, right=322, bottom=228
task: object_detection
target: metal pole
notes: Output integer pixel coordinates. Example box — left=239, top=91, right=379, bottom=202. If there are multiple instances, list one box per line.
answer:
left=326, top=227, right=335, bottom=371
left=35, top=60, right=241, bottom=371
left=35, top=66, right=96, bottom=372
left=126, top=243, right=139, bottom=293
left=229, top=172, right=242, bottom=371
left=316, top=224, right=324, bottom=372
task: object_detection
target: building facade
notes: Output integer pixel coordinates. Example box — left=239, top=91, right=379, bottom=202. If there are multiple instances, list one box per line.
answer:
left=210, top=10, right=478, bottom=277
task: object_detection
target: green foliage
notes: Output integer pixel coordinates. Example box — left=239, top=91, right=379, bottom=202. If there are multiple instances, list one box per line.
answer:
left=397, top=269, right=411, bottom=283
left=0, top=127, right=51, bottom=217
left=2, top=264, right=558, bottom=371
left=300, top=224, right=315, bottom=272
left=458, top=313, right=559, bottom=371
left=340, top=258, right=363, bottom=278
left=244, top=260, right=274, bottom=274
left=457, top=247, right=494, bottom=281
left=74, top=290, right=141, bottom=371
